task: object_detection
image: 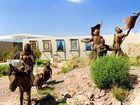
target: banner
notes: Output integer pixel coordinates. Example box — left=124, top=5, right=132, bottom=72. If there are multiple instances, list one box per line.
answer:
left=123, top=12, right=140, bottom=29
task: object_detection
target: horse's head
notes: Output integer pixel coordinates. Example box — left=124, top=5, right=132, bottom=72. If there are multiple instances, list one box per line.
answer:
left=7, top=64, right=19, bottom=92
left=45, top=62, right=51, bottom=68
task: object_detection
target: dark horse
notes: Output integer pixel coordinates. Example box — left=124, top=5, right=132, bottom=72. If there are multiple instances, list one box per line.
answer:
left=33, top=62, right=52, bottom=89
left=7, top=64, right=32, bottom=105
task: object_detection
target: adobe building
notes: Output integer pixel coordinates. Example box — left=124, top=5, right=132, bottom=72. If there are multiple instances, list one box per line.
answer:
left=23, top=33, right=140, bottom=61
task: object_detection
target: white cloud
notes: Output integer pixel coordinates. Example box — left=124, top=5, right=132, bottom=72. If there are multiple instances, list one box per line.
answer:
left=67, top=0, right=82, bottom=3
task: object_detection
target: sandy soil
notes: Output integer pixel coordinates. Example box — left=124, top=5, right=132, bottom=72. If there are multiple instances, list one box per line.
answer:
left=1, top=66, right=140, bottom=105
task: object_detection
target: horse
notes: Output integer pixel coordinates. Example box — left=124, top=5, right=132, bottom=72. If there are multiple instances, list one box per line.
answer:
left=33, top=62, right=52, bottom=89
left=7, top=64, right=32, bottom=105
left=43, top=62, right=52, bottom=83
left=33, top=73, right=44, bottom=89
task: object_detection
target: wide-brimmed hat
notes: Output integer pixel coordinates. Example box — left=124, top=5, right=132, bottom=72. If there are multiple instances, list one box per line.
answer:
left=91, top=24, right=101, bottom=33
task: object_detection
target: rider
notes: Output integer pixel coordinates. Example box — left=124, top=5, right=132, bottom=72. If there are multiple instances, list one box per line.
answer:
left=20, top=43, right=36, bottom=82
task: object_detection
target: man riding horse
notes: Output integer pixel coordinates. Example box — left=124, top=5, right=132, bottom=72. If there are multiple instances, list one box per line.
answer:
left=20, top=43, right=36, bottom=83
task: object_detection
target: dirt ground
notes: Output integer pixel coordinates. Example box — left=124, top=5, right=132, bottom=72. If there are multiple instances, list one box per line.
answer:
left=1, top=66, right=140, bottom=105
left=0, top=67, right=62, bottom=105
left=0, top=76, right=20, bottom=105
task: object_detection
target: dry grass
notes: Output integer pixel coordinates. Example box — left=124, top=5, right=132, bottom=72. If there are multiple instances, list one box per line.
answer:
left=129, top=57, right=140, bottom=67
left=60, top=57, right=89, bottom=73
left=111, top=86, right=128, bottom=101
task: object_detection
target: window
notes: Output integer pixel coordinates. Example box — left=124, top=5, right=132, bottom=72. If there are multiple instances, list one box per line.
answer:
left=70, top=39, right=79, bottom=51
left=56, top=39, right=65, bottom=52
left=29, top=41, right=37, bottom=50
left=42, top=40, right=52, bottom=52
left=85, top=42, right=92, bottom=51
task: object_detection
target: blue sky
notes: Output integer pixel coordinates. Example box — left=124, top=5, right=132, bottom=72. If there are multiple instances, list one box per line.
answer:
left=0, top=0, right=140, bottom=36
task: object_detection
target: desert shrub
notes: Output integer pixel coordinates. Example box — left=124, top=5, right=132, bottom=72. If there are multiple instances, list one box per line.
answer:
left=37, top=59, right=50, bottom=66
left=136, top=55, right=140, bottom=60
left=129, top=56, right=140, bottom=66
left=0, top=65, right=8, bottom=76
left=90, top=55, right=130, bottom=89
left=111, top=86, right=128, bottom=101
left=58, top=103, right=68, bottom=105
left=60, top=57, right=89, bottom=73
left=61, top=64, right=73, bottom=73
left=51, top=63, right=58, bottom=68
left=129, top=58, right=137, bottom=66
left=33, top=49, right=42, bottom=61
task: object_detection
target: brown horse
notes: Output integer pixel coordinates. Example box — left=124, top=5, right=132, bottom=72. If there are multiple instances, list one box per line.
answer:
left=43, top=62, right=52, bottom=83
left=7, top=64, right=32, bottom=105
left=33, top=62, right=52, bottom=89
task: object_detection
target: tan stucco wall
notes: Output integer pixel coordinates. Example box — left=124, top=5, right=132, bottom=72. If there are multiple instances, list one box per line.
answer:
left=23, top=34, right=140, bottom=60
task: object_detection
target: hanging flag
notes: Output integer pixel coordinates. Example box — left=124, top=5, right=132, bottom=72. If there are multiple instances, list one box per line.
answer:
left=123, top=12, right=140, bottom=29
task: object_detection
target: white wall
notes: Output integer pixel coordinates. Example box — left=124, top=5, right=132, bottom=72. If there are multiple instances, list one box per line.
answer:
left=23, top=34, right=140, bottom=60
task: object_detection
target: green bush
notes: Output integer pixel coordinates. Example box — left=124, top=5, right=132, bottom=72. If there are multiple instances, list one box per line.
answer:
left=90, top=55, right=130, bottom=89
left=111, top=86, right=128, bottom=101
left=37, top=59, right=50, bottom=66
left=0, top=65, right=8, bottom=76
left=58, top=103, right=68, bottom=105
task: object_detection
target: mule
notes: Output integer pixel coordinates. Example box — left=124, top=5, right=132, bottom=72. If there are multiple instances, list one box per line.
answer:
left=7, top=64, right=32, bottom=105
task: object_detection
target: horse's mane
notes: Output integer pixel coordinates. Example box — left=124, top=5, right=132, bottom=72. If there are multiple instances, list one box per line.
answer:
left=10, top=65, right=30, bottom=77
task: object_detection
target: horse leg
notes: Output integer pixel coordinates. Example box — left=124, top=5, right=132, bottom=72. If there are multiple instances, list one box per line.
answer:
left=26, top=89, right=31, bottom=105
left=20, top=89, right=24, bottom=105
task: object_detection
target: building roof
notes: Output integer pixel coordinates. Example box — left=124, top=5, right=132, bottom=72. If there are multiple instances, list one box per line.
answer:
left=0, top=34, right=47, bottom=42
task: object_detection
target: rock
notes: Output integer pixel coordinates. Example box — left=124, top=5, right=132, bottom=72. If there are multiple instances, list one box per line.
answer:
left=99, top=90, right=106, bottom=97
left=66, top=98, right=77, bottom=105
left=94, top=94, right=100, bottom=99
left=93, top=88, right=101, bottom=99
left=80, top=101, right=95, bottom=105
left=94, top=101, right=104, bottom=105
left=74, top=94, right=89, bottom=103
left=90, top=94, right=95, bottom=101
left=112, top=98, right=121, bottom=105
left=103, top=98, right=112, bottom=105
left=131, top=90, right=140, bottom=105
left=85, top=92, right=94, bottom=101
left=69, top=91, right=76, bottom=97
left=89, top=101, right=94, bottom=105
left=64, top=94, right=72, bottom=98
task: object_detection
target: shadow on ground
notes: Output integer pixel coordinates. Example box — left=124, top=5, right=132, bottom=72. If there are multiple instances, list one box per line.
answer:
left=129, top=74, right=139, bottom=88
left=33, top=94, right=57, bottom=105
left=47, top=80, right=64, bottom=86
left=32, top=80, right=66, bottom=105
